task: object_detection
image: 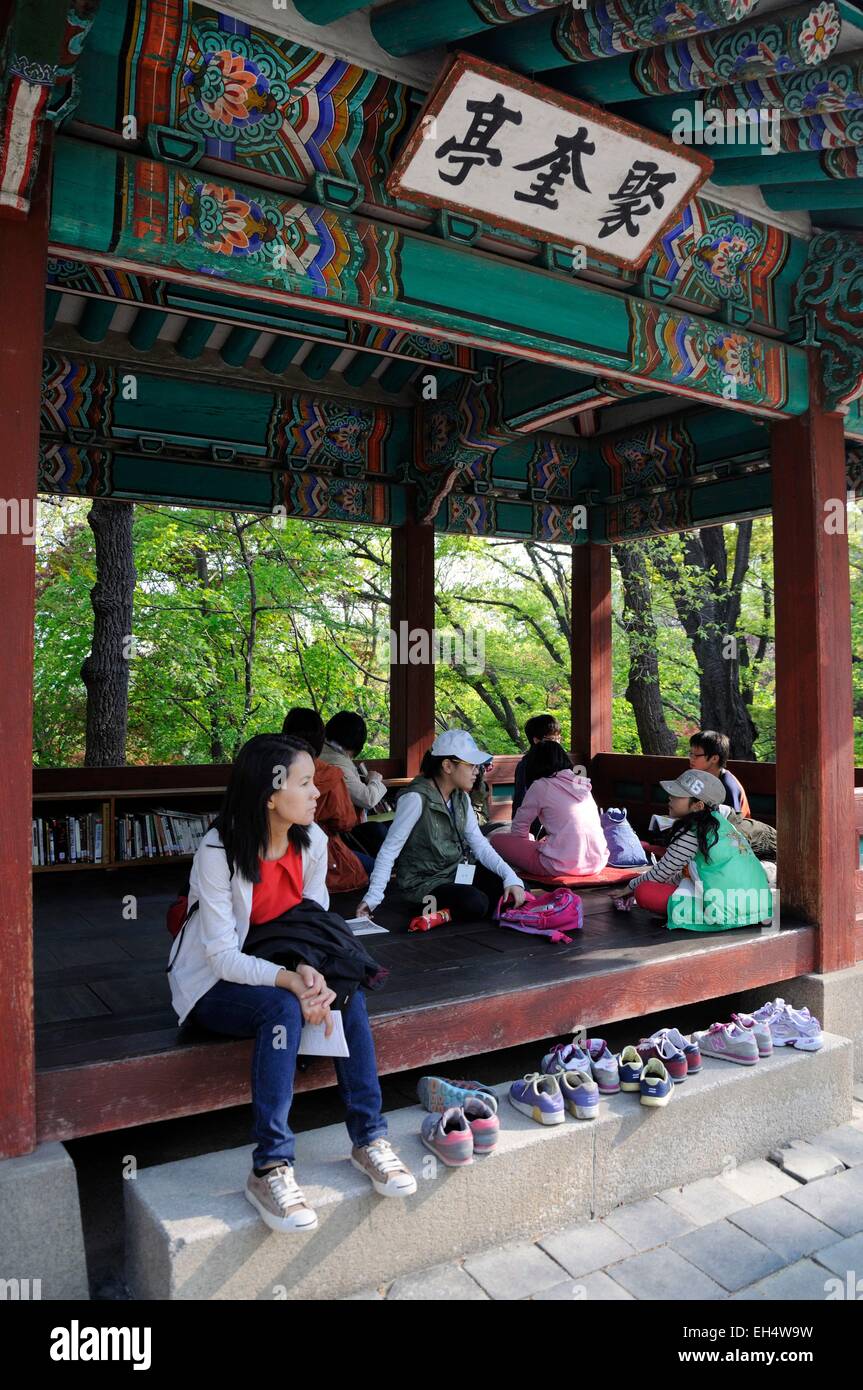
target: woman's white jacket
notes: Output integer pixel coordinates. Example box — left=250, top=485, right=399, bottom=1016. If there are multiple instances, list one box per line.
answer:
left=168, top=823, right=330, bottom=1025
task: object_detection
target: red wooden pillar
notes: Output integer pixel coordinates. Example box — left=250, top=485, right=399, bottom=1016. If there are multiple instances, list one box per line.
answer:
left=772, top=356, right=856, bottom=972
left=571, top=543, right=613, bottom=770
left=0, top=166, right=49, bottom=1156
left=389, top=519, right=436, bottom=776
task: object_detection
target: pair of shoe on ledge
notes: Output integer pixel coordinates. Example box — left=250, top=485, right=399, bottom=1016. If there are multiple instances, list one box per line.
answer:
left=246, top=1137, right=417, bottom=1234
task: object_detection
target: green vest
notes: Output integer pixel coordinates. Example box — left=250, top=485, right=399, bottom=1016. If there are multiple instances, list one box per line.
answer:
left=395, top=776, right=472, bottom=900
left=669, top=812, right=771, bottom=931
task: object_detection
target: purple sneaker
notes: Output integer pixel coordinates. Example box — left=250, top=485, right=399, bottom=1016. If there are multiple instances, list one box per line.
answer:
left=559, top=1069, right=599, bottom=1120
left=509, top=1073, right=565, bottom=1125
left=420, top=1107, right=474, bottom=1166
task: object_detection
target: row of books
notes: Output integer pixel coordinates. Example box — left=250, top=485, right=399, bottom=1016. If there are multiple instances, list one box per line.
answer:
left=32, top=807, right=110, bottom=866
left=32, top=808, right=215, bottom=866
left=114, top=810, right=215, bottom=861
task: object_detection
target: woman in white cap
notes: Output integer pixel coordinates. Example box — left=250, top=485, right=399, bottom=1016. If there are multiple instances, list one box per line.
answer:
left=355, top=731, right=527, bottom=924
left=611, top=768, right=771, bottom=931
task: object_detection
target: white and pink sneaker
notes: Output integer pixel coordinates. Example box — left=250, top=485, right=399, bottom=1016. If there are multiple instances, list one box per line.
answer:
left=731, top=1011, right=773, bottom=1058
left=766, top=1004, right=823, bottom=1052
left=692, top=1021, right=759, bottom=1066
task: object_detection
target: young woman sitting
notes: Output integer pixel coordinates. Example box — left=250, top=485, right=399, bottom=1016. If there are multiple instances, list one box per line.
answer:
left=492, top=741, right=609, bottom=878
left=355, top=730, right=526, bottom=925
left=611, top=768, right=771, bottom=931
left=167, top=733, right=416, bottom=1234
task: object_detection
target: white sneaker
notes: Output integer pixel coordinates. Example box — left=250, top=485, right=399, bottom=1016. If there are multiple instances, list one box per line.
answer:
left=768, top=1005, right=823, bottom=1052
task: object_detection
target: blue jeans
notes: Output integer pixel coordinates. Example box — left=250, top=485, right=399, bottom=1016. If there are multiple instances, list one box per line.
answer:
left=190, top=982, right=387, bottom=1169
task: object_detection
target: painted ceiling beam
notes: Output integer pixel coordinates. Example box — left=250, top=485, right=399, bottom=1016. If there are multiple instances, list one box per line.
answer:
left=500, top=361, right=610, bottom=431
left=341, top=351, right=382, bottom=388
left=811, top=207, right=863, bottom=226
left=175, top=318, right=215, bottom=360
left=128, top=307, right=168, bottom=351
left=48, top=138, right=809, bottom=416
left=370, top=0, right=561, bottom=57
left=763, top=179, right=863, bottom=207
left=77, top=298, right=115, bottom=343
left=220, top=326, right=260, bottom=367
left=709, top=148, right=859, bottom=182
left=301, top=342, right=343, bottom=381
left=292, top=0, right=376, bottom=21
left=709, top=109, right=863, bottom=154
left=377, top=358, right=418, bottom=394
left=0, top=0, right=98, bottom=219
left=262, top=336, right=305, bottom=374
left=473, top=0, right=765, bottom=73
left=553, top=2, right=841, bottom=104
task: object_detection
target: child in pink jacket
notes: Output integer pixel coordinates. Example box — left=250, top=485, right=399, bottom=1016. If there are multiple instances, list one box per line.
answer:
left=493, top=742, right=609, bottom=878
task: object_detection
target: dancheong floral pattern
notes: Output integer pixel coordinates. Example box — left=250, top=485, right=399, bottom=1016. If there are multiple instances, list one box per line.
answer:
left=799, top=2, right=842, bottom=66
left=182, top=48, right=281, bottom=132
left=693, top=221, right=762, bottom=302
left=178, top=180, right=280, bottom=257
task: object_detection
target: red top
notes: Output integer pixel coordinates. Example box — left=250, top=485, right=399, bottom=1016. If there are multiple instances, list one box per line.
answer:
left=250, top=844, right=304, bottom=925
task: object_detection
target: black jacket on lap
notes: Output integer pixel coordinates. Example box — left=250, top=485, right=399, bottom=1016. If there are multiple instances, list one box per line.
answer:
left=242, top=897, right=388, bottom=1008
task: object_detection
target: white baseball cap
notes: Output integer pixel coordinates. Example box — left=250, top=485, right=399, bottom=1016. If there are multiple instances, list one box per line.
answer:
left=430, top=729, right=491, bottom=765
left=660, top=768, right=725, bottom=806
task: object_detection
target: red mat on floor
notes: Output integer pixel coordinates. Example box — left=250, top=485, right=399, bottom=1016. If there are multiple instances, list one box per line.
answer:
left=522, top=864, right=638, bottom=889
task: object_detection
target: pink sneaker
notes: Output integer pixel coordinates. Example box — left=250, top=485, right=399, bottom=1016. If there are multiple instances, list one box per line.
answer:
left=731, top=1011, right=773, bottom=1058
left=692, top=1022, right=759, bottom=1065
left=463, top=1097, right=499, bottom=1154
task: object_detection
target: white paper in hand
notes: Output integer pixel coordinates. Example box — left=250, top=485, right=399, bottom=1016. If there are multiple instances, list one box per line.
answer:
left=298, top=1009, right=350, bottom=1058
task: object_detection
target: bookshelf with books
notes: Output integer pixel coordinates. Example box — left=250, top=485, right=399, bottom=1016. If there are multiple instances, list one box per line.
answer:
left=32, top=767, right=230, bottom=874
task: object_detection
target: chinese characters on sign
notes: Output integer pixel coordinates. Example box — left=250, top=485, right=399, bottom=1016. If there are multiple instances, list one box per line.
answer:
left=388, top=56, right=711, bottom=270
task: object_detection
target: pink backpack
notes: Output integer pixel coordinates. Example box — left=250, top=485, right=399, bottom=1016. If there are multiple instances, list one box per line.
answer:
left=495, top=888, right=583, bottom=944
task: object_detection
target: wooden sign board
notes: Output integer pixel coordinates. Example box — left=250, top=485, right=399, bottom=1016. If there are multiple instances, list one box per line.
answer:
left=388, top=54, right=713, bottom=272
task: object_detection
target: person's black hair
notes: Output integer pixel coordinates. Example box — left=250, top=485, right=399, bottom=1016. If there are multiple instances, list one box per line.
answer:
left=213, top=734, right=312, bottom=883
left=525, top=713, right=561, bottom=743
left=325, top=711, right=367, bottom=754
left=282, top=706, right=325, bottom=757
left=668, top=802, right=720, bottom=861
left=420, top=750, right=448, bottom=779
left=524, top=739, right=572, bottom=789
left=690, top=729, right=730, bottom=769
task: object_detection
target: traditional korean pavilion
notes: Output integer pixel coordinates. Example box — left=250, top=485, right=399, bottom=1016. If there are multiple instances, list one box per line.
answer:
left=1, top=0, right=862, bottom=1162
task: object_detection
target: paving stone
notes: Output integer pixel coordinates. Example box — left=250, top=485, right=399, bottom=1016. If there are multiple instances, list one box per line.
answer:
left=811, top=1231, right=863, bottom=1282
left=603, top=1196, right=696, bottom=1252
left=533, top=1270, right=635, bottom=1301
left=671, top=1219, right=786, bottom=1292
left=659, top=1176, right=750, bottom=1227
left=387, top=1262, right=489, bottom=1300
left=716, top=1158, right=801, bottom=1205
left=342, top=1289, right=384, bottom=1300
left=813, top=1124, right=863, bottom=1168
left=537, top=1220, right=635, bottom=1278
left=731, top=1258, right=837, bottom=1301
left=769, top=1140, right=846, bottom=1183
left=606, top=1246, right=727, bottom=1301
left=783, top=1165, right=863, bottom=1237
left=728, top=1197, right=843, bottom=1263
left=463, top=1241, right=566, bottom=1301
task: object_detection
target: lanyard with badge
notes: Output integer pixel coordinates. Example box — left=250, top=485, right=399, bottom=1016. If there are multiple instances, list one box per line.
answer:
left=433, top=778, right=476, bottom=884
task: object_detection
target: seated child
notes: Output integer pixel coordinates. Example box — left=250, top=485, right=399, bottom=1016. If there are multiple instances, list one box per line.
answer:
left=493, top=741, right=609, bottom=878
left=613, top=769, right=771, bottom=931
left=689, top=730, right=751, bottom=817
left=512, top=713, right=561, bottom=817
left=282, top=707, right=370, bottom=893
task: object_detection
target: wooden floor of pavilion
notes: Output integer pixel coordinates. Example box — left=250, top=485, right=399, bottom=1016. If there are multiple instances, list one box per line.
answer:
left=33, top=867, right=818, bottom=1144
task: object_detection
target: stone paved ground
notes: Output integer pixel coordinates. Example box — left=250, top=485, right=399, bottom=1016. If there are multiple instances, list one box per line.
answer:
left=346, top=1088, right=863, bottom=1301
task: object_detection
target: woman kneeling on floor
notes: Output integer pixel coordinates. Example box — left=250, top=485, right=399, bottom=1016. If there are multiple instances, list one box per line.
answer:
left=611, top=768, right=772, bottom=931
left=355, top=730, right=526, bottom=925
left=167, top=733, right=416, bottom=1233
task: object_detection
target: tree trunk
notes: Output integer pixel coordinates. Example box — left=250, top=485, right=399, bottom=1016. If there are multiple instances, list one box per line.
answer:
left=194, top=546, right=227, bottom=762
left=653, top=524, right=758, bottom=757
left=613, top=542, right=678, bottom=754
left=81, top=500, right=136, bottom=766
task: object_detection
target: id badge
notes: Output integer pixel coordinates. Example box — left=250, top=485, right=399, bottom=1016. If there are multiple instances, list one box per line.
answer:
left=454, top=861, right=476, bottom=885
